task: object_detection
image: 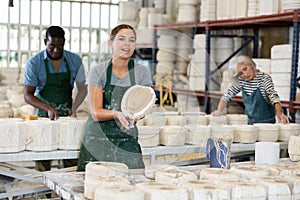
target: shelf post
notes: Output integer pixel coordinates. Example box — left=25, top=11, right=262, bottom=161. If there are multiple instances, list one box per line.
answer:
left=289, top=12, right=300, bottom=123
left=253, top=27, right=259, bottom=58
left=152, top=27, right=158, bottom=84
left=204, top=28, right=211, bottom=113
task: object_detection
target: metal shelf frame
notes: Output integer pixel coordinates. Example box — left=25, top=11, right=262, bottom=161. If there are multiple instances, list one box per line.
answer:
left=154, top=10, right=300, bottom=122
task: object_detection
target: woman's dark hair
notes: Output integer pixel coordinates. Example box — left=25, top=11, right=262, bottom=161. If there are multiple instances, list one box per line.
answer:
left=45, top=26, right=65, bottom=39
left=110, top=24, right=136, bottom=41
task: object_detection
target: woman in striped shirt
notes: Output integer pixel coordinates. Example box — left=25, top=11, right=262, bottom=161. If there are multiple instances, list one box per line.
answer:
left=212, top=55, right=290, bottom=124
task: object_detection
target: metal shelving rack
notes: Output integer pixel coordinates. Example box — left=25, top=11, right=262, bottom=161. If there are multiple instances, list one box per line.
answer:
left=153, top=10, right=300, bottom=122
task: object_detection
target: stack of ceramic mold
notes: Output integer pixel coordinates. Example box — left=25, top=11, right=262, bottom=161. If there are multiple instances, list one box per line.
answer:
left=0, top=118, right=26, bottom=153
left=118, top=1, right=139, bottom=28
left=252, top=58, right=271, bottom=74
left=175, top=35, right=193, bottom=76
left=210, top=37, right=234, bottom=91
left=216, top=0, right=231, bottom=20
left=136, top=8, right=156, bottom=46
left=247, top=0, right=259, bottom=17
left=156, top=32, right=177, bottom=74
left=188, top=34, right=218, bottom=91
left=259, top=0, right=279, bottom=15
left=154, top=0, right=165, bottom=14
left=177, top=0, right=198, bottom=23
left=282, top=0, right=300, bottom=12
left=270, top=44, right=300, bottom=101
left=199, top=0, right=216, bottom=21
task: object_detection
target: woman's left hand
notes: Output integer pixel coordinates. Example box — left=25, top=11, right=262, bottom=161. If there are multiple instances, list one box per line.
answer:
left=113, top=110, right=130, bottom=129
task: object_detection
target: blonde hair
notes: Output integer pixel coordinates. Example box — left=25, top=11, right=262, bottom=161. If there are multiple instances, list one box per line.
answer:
left=229, top=55, right=256, bottom=77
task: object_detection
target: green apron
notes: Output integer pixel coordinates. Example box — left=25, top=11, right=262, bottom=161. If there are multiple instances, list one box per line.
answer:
left=242, top=85, right=275, bottom=125
left=77, top=60, right=144, bottom=171
left=35, top=58, right=72, bottom=117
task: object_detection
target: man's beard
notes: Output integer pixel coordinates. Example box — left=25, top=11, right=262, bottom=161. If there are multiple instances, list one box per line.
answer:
left=47, top=52, right=63, bottom=60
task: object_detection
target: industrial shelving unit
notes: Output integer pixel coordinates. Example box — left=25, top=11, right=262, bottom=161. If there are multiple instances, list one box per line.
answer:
left=153, top=10, right=300, bottom=122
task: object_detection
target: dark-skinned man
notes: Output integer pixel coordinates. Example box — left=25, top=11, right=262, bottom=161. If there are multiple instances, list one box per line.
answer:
left=23, top=26, right=87, bottom=171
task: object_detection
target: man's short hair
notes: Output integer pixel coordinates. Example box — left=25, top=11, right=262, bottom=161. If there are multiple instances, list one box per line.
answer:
left=46, top=26, right=65, bottom=39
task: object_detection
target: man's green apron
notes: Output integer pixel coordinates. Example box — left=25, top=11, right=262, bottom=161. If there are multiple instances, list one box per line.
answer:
left=77, top=60, right=144, bottom=171
left=35, top=58, right=72, bottom=117
left=34, top=58, right=73, bottom=171
left=242, top=84, right=275, bottom=125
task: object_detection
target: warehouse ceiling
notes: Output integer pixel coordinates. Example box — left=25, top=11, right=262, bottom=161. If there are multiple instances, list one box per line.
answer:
left=8, top=0, right=129, bottom=5
left=64, top=0, right=122, bottom=3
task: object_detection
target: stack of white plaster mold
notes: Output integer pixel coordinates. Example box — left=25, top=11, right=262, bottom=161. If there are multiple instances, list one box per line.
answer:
left=136, top=7, right=156, bottom=46
left=146, top=109, right=299, bottom=149
left=156, top=112, right=188, bottom=147
left=252, top=58, right=271, bottom=74
left=188, top=34, right=218, bottom=91
left=199, top=0, right=283, bottom=21
left=250, top=123, right=300, bottom=144
left=199, top=0, right=216, bottom=21
left=155, top=30, right=194, bottom=94
left=282, top=0, right=300, bottom=12
left=213, top=38, right=234, bottom=73
left=137, top=111, right=300, bottom=149
left=231, top=0, right=247, bottom=18
left=0, top=67, right=24, bottom=86
left=200, top=161, right=300, bottom=199
left=202, top=0, right=248, bottom=21
left=137, top=110, right=166, bottom=148
left=136, top=103, right=299, bottom=149
left=216, top=36, right=244, bottom=94
left=137, top=111, right=207, bottom=148
left=270, top=44, right=300, bottom=101
left=0, top=117, right=86, bottom=154
left=0, top=85, right=27, bottom=118
left=259, top=0, right=279, bottom=15
left=153, top=0, right=165, bottom=14
left=145, top=8, right=163, bottom=28
left=84, top=162, right=139, bottom=200
left=177, top=0, right=198, bottom=23
left=175, top=35, right=193, bottom=76
left=159, top=118, right=187, bottom=146
left=136, top=4, right=174, bottom=46
left=156, top=32, right=177, bottom=74
left=247, top=0, right=259, bottom=17
left=216, top=0, right=231, bottom=20
left=289, top=134, right=300, bottom=162
left=118, top=1, right=139, bottom=28
left=84, top=160, right=300, bottom=200
left=211, top=37, right=234, bottom=92
left=146, top=0, right=174, bottom=28
left=176, top=92, right=202, bottom=112
left=184, top=124, right=210, bottom=147
left=137, top=112, right=166, bottom=148
left=216, top=0, right=247, bottom=20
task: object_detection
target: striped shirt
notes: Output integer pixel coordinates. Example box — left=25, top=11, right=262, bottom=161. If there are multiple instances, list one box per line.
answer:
left=222, top=71, right=281, bottom=105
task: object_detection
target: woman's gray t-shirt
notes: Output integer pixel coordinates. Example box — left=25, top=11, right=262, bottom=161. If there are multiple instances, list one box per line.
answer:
left=87, top=60, right=153, bottom=87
